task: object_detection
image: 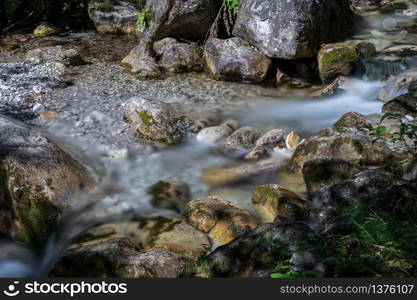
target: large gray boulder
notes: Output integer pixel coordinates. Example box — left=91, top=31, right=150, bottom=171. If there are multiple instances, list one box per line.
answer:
left=204, top=38, right=272, bottom=83
left=88, top=0, right=139, bottom=35
left=146, top=0, right=221, bottom=41
left=233, top=0, right=354, bottom=59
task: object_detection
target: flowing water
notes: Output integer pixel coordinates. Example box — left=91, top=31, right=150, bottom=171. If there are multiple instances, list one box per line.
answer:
left=0, top=0, right=417, bottom=277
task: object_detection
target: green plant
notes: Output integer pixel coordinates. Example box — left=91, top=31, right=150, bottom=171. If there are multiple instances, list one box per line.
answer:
left=316, top=199, right=417, bottom=277
left=370, top=112, right=417, bottom=149
left=225, top=0, right=240, bottom=16
left=136, top=6, right=152, bottom=31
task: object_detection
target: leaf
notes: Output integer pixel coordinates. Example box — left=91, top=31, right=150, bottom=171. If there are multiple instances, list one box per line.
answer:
left=380, top=112, right=401, bottom=124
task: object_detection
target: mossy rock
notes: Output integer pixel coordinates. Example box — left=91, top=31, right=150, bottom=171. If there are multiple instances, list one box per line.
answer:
left=252, top=185, right=307, bottom=223
left=184, top=196, right=258, bottom=246
left=318, top=42, right=359, bottom=83
left=33, top=23, right=61, bottom=38
left=150, top=220, right=211, bottom=260
left=0, top=116, right=95, bottom=247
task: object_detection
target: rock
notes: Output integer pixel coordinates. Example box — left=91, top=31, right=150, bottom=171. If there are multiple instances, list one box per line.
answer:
left=302, top=158, right=363, bottom=194
left=244, top=146, right=268, bottom=161
left=146, top=0, right=221, bottom=41
left=378, top=70, right=417, bottom=102
left=287, top=126, right=396, bottom=174
left=74, top=217, right=178, bottom=250
left=217, top=126, right=263, bottom=157
left=122, top=97, right=189, bottom=145
left=33, top=23, right=60, bottom=38
left=276, top=69, right=291, bottom=85
left=153, top=37, right=178, bottom=57
left=204, top=38, right=272, bottom=83
left=382, top=81, right=417, bottom=115
left=148, top=180, right=190, bottom=213
left=285, top=131, right=301, bottom=152
left=334, top=112, right=373, bottom=130
left=0, top=116, right=95, bottom=247
left=121, top=41, right=161, bottom=79
left=196, top=120, right=238, bottom=144
left=26, top=46, right=85, bottom=66
left=356, top=41, right=376, bottom=58
left=308, top=169, right=417, bottom=233
left=88, top=0, right=139, bottom=35
left=202, top=158, right=281, bottom=187
left=208, top=222, right=317, bottom=277
left=363, top=55, right=408, bottom=81
left=52, top=238, right=190, bottom=277
left=383, top=45, right=417, bottom=57
left=184, top=196, right=258, bottom=246
left=160, top=43, right=203, bottom=73
left=252, top=185, right=306, bottom=223
left=318, top=42, right=360, bottom=83
left=255, top=129, right=285, bottom=149
left=233, top=0, right=354, bottom=59
left=150, top=220, right=211, bottom=260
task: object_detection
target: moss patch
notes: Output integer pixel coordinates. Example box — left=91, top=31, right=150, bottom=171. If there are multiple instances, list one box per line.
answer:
left=138, top=110, right=155, bottom=126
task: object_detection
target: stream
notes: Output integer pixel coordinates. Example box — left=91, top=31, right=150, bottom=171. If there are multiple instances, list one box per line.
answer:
left=0, top=0, right=417, bottom=277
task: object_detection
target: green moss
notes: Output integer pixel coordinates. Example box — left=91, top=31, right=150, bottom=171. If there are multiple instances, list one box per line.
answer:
left=138, top=110, right=155, bottom=126
left=18, top=194, right=60, bottom=247
left=320, top=48, right=359, bottom=66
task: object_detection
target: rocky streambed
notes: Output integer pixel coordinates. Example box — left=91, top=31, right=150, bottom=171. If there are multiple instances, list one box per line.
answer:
left=0, top=0, right=417, bottom=278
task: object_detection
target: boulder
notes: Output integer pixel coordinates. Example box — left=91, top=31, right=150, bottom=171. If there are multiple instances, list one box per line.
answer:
left=378, top=70, right=417, bottom=102
left=52, top=238, right=191, bottom=278
left=356, top=41, right=376, bottom=58
left=150, top=220, right=211, bottom=260
left=73, top=217, right=180, bottom=250
left=88, top=0, right=139, bottom=35
left=302, top=158, right=363, bottom=194
left=252, top=185, right=306, bottom=223
left=308, top=169, right=417, bottom=233
left=217, top=126, right=263, bottom=157
left=382, top=81, right=417, bottom=115
left=318, top=42, right=360, bottom=83
left=287, top=127, right=396, bottom=174
left=148, top=180, right=190, bottom=213
left=146, top=0, right=221, bottom=41
left=160, top=43, right=203, bottom=73
left=383, top=45, right=417, bottom=57
left=196, top=120, right=238, bottom=144
left=333, top=112, right=373, bottom=131
left=26, top=46, right=85, bottom=66
left=204, top=38, right=272, bottom=83
left=153, top=37, right=178, bottom=57
left=121, top=41, right=162, bottom=79
left=0, top=116, right=95, bottom=247
left=363, top=55, right=408, bottom=81
left=208, top=222, right=318, bottom=277
left=33, top=23, right=61, bottom=38
left=122, top=97, right=189, bottom=145
left=233, top=0, right=354, bottom=59
left=184, top=196, right=258, bottom=246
